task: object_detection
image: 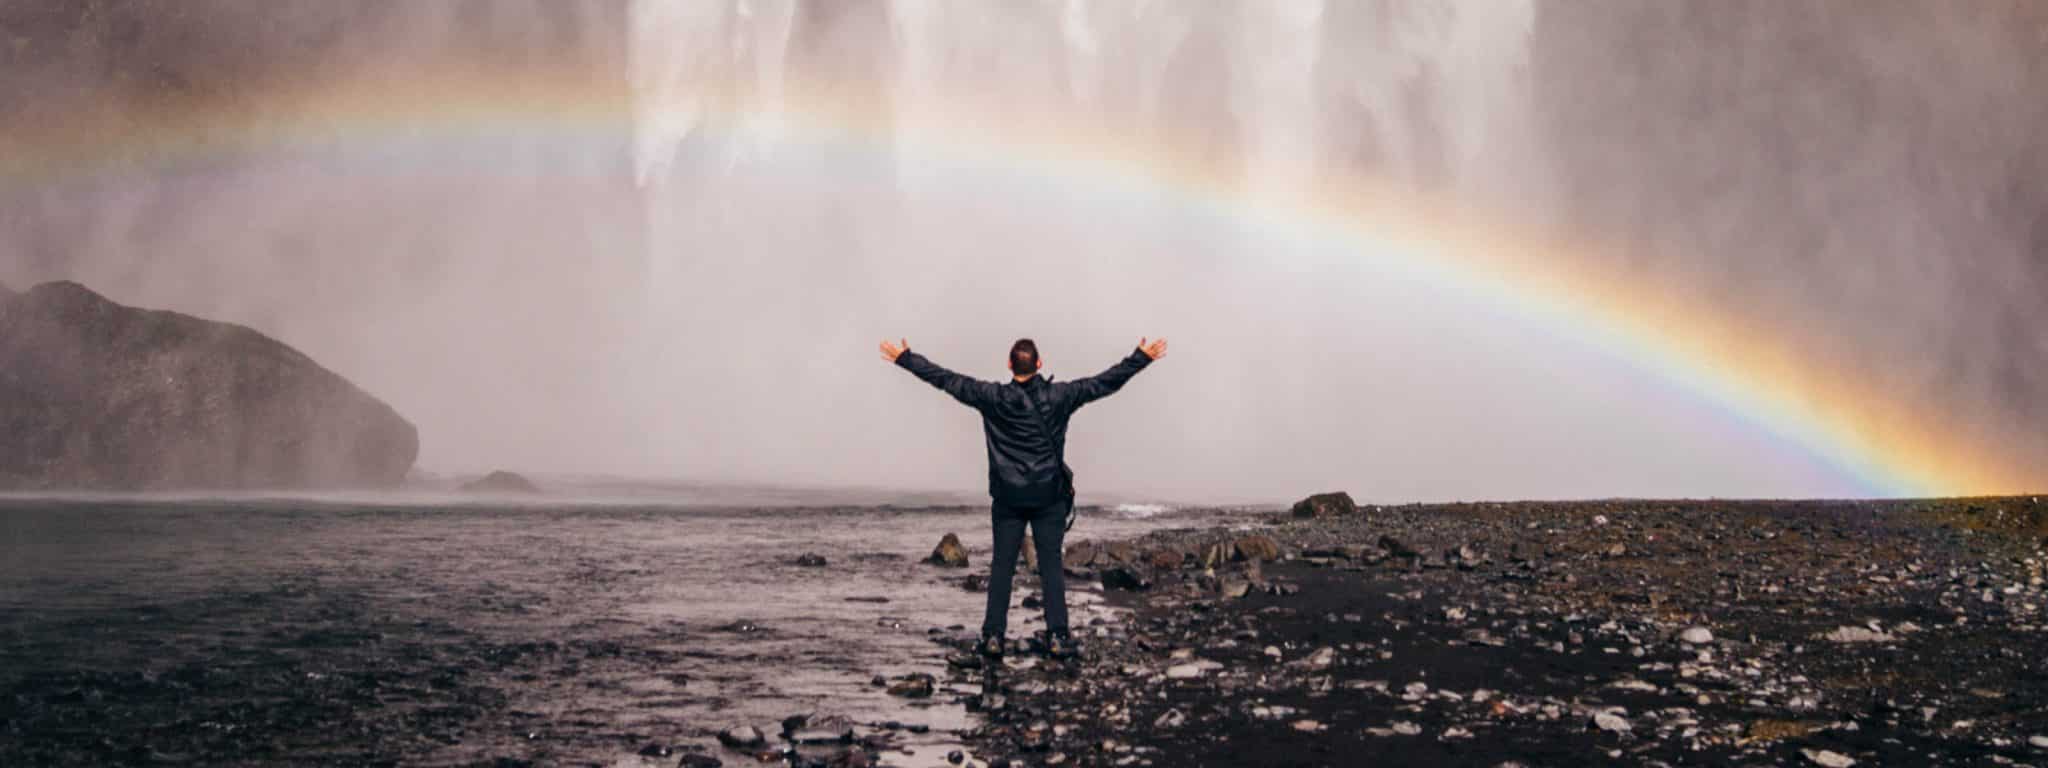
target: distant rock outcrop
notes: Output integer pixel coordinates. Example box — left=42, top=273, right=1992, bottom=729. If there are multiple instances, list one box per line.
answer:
left=459, top=470, right=539, bottom=494
left=0, top=281, right=418, bottom=490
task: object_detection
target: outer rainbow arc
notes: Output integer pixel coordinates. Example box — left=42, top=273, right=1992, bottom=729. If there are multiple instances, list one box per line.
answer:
left=0, top=69, right=2032, bottom=498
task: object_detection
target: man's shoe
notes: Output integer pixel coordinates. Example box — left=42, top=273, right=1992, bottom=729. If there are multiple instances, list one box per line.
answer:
left=1043, top=631, right=1079, bottom=660
left=976, top=633, right=1006, bottom=659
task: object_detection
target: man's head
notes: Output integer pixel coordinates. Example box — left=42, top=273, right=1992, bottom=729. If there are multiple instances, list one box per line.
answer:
left=1008, top=338, right=1041, bottom=378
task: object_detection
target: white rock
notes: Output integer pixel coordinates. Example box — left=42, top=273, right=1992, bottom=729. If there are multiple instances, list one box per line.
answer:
left=1821, top=626, right=1893, bottom=643
left=1592, top=711, right=1631, bottom=733
left=2028, top=734, right=2048, bottom=749
left=1295, top=647, right=1336, bottom=669
left=1165, top=663, right=1204, bottom=679
left=1801, top=748, right=1856, bottom=767
left=1290, top=719, right=1326, bottom=733
left=1390, top=721, right=1422, bottom=736
left=1677, top=626, right=1714, bottom=644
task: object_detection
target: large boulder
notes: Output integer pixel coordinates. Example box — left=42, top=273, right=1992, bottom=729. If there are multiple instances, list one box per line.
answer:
left=1291, top=491, right=1359, bottom=518
left=0, top=281, right=418, bottom=490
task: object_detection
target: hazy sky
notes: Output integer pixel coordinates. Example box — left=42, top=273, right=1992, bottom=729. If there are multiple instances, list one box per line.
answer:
left=2, top=1, right=2042, bottom=501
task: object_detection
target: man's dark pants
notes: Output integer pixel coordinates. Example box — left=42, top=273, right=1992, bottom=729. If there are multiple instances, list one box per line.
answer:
left=983, top=498, right=1069, bottom=638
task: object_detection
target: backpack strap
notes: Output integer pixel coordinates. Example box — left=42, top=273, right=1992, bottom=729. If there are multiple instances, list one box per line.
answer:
left=1018, top=380, right=1079, bottom=531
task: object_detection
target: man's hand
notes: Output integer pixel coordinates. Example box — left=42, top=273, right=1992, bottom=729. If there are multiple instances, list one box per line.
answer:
left=879, top=338, right=909, bottom=363
left=1139, top=337, right=1168, bottom=361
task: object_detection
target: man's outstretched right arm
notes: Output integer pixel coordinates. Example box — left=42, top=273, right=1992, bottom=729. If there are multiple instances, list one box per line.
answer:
left=880, top=338, right=996, bottom=410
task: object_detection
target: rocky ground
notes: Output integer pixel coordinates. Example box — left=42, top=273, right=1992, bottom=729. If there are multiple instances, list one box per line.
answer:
left=945, top=496, right=2048, bottom=767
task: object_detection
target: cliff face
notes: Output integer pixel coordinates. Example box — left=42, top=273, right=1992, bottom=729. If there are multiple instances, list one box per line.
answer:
left=0, top=281, right=418, bottom=490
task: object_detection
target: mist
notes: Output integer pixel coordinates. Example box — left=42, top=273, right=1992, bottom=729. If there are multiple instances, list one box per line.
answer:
left=2, top=0, right=2042, bottom=502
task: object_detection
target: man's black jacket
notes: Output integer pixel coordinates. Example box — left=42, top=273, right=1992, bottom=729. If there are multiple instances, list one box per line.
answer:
left=896, top=347, right=1152, bottom=507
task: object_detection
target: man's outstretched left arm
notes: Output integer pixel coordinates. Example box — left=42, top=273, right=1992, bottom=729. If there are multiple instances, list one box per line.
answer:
left=1065, top=337, right=1168, bottom=407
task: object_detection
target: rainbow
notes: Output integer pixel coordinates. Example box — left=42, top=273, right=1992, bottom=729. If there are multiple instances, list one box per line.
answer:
left=2, top=69, right=2036, bottom=498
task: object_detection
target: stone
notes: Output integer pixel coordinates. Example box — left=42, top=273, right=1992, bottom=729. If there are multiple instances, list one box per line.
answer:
left=678, top=755, right=723, bottom=768
left=638, top=744, right=673, bottom=757
left=790, top=727, right=854, bottom=745
left=886, top=673, right=936, bottom=698
left=1676, top=626, right=1714, bottom=644
left=1164, top=663, right=1204, bottom=679
left=1152, top=709, right=1185, bottom=729
left=928, top=534, right=970, bottom=567
left=1218, top=577, right=1251, bottom=599
left=2029, top=735, right=2048, bottom=749
left=460, top=470, right=539, bottom=494
left=716, top=725, right=765, bottom=748
left=962, top=574, right=988, bottom=592
left=1100, top=566, right=1151, bottom=591
left=1065, top=540, right=1100, bottom=567
left=1147, top=549, right=1184, bottom=570
left=795, top=553, right=829, bottom=567
left=1199, top=542, right=1233, bottom=568
left=1233, top=535, right=1281, bottom=562
left=1800, top=749, right=1856, bottom=767
left=1290, top=491, right=1359, bottom=518
left=1591, top=711, right=1631, bottom=734
left=1378, top=535, right=1419, bottom=558
left=0, top=281, right=418, bottom=490
left=1821, top=626, right=1893, bottom=643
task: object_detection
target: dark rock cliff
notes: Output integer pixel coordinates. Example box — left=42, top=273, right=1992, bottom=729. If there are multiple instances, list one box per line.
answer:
left=0, top=281, right=418, bottom=490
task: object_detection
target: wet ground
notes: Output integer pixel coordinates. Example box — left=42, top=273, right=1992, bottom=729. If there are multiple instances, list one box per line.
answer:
left=957, top=497, right=2048, bottom=767
left=0, top=497, right=1238, bottom=766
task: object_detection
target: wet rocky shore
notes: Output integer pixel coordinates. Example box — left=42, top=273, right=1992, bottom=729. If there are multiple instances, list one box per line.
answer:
left=950, top=496, right=2048, bottom=767
left=4, top=497, right=2045, bottom=767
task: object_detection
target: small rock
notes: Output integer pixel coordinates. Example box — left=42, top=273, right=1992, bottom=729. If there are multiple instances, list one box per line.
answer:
left=1290, top=719, right=1326, bottom=733
left=679, top=755, right=723, bottom=768
left=1390, top=721, right=1422, bottom=736
left=1821, top=626, right=1893, bottom=643
left=1676, top=626, right=1714, bottom=644
left=927, top=534, right=969, bottom=567
left=795, top=553, right=828, bottom=567
left=1153, top=709, right=1185, bottom=728
left=886, top=673, right=935, bottom=698
left=1165, top=663, right=1204, bottom=679
left=1800, top=748, right=1856, bottom=767
left=1233, top=535, right=1281, bottom=562
left=2029, top=735, right=2048, bottom=749
left=638, top=744, right=673, bottom=757
left=1065, top=540, right=1100, bottom=567
left=962, top=574, right=987, bottom=592
left=1100, top=566, right=1151, bottom=591
left=716, top=725, right=764, bottom=749
left=1591, top=711, right=1631, bottom=734
left=1147, top=548, right=1185, bottom=570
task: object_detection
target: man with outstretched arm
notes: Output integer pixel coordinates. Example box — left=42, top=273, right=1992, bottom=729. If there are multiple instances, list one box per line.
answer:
left=880, top=336, right=1167, bottom=660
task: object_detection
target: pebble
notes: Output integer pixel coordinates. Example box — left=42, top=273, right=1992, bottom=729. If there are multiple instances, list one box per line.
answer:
left=2030, top=735, right=2048, bottom=749
left=1591, top=711, right=1631, bottom=734
left=1676, top=626, right=1714, bottom=644
left=1801, top=748, right=1856, bottom=767
left=1822, top=626, right=1893, bottom=643
left=716, top=725, right=764, bottom=749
